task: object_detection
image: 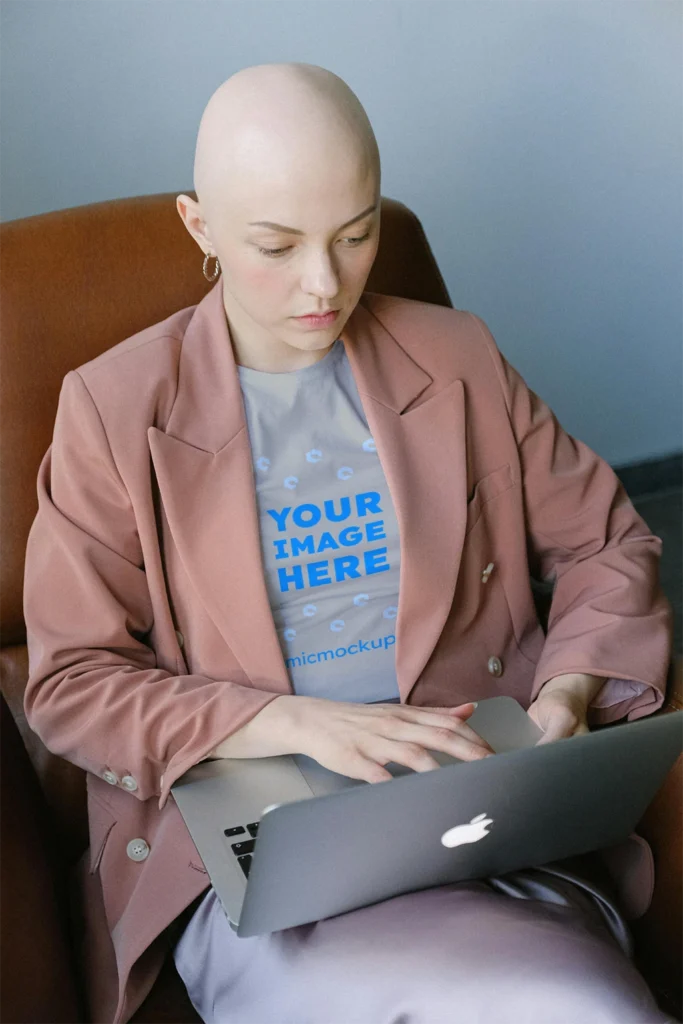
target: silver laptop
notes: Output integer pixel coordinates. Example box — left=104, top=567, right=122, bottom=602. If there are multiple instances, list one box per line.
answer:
left=171, top=696, right=683, bottom=938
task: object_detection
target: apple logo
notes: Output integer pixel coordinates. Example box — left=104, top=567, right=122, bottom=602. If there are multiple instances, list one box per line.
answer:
left=440, top=812, right=494, bottom=848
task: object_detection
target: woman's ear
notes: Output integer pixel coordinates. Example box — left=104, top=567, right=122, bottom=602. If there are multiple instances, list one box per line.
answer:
left=176, top=194, right=211, bottom=252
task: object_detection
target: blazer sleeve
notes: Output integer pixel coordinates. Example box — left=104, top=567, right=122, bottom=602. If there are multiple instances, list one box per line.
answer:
left=467, top=314, right=673, bottom=725
left=23, top=370, right=282, bottom=809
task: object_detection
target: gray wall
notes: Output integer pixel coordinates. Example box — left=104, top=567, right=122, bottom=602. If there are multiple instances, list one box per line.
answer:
left=2, top=0, right=681, bottom=466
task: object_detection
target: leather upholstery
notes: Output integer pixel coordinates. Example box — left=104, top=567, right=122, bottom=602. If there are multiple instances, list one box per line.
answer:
left=0, top=192, right=679, bottom=1023
left=630, top=657, right=683, bottom=1020
left=0, top=691, right=82, bottom=1022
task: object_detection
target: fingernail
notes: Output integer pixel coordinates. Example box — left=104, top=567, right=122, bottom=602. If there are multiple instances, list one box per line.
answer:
left=471, top=702, right=479, bottom=709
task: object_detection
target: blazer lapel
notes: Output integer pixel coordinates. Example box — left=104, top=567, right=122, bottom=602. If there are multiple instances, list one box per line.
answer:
left=148, top=283, right=292, bottom=694
left=342, top=301, right=468, bottom=702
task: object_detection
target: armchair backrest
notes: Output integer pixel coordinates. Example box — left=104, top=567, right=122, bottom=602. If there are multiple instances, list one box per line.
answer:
left=0, top=192, right=452, bottom=863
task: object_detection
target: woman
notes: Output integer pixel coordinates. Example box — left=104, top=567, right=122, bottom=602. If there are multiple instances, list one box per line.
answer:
left=23, top=63, right=674, bottom=1023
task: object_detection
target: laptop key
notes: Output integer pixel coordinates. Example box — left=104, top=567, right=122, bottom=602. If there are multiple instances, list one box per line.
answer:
left=237, top=854, right=252, bottom=878
left=224, top=826, right=246, bottom=837
left=246, top=822, right=259, bottom=837
left=231, top=839, right=255, bottom=855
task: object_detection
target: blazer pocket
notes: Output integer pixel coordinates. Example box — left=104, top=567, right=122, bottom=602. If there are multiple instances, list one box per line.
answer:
left=465, top=463, right=515, bottom=535
left=87, top=792, right=116, bottom=874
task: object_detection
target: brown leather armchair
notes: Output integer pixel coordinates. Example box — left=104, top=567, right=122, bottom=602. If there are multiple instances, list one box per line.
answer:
left=1, top=193, right=681, bottom=1023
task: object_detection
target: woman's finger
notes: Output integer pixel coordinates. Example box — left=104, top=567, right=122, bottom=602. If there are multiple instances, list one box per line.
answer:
left=443, top=719, right=495, bottom=753
left=352, top=752, right=395, bottom=784
left=430, top=702, right=478, bottom=718
left=376, top=741, right=445, bottom=774
left=383, top=720, right=494, bottom=762
left=534, top=705, right=581, bottom=745
left=377, top=702, right=476, bottom=721
left=448, top=704, right=480, bottom=722
left=382, top=712, right=493, bottom=753
left=380, top=705, right=493, bottom=752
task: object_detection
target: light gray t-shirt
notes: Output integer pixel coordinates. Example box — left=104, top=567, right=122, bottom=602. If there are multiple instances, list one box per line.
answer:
left=237, top=338, right=401, bottom=704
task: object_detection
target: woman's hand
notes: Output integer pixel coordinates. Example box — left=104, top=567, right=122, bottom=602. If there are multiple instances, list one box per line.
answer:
left=527, top=672, right=603, bottom=744
left=211, top=695, right=495, bottom=783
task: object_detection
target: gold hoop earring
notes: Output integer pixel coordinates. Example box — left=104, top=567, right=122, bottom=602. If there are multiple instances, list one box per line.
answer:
left=202, top=252, right=221, bottom=282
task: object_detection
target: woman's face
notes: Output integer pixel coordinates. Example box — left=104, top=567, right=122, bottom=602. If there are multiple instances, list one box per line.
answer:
left=199, top=149, right=381, bottom=371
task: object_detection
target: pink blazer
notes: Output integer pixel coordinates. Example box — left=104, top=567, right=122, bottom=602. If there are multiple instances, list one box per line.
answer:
left=23, top=282, right=672, bottom=1022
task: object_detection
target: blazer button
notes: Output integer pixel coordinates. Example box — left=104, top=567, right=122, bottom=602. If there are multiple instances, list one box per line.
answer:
left=487, top=656, right=504, bottom=677
left=175, top=630, right=184, bottom=648
left=121, top=775, right=138, bottom=792
left=481, top=562, right=495, bottom=584
left=126, top=838, right=150, bottom=862
left=102, top=769, right=118, bottom=786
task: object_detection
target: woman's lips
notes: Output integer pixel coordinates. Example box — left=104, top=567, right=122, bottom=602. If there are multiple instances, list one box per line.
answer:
left=293, top=310, right=339, bottom=328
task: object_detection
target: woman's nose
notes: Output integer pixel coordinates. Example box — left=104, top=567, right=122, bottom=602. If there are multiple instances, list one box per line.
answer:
left=300, top=251, right=341, bottom=298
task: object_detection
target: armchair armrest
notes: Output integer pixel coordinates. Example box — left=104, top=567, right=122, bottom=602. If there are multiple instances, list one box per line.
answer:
left=665, top=654, right=683, bottom=711
left=631, top=656, right=683, bottom=1022
left=0, top=692, right=82, bottom=1023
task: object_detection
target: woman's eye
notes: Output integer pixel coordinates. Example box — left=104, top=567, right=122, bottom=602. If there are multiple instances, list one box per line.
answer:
left=258, top=246, right=290, bottom=257
left=258, top=232, right=371, bottom=259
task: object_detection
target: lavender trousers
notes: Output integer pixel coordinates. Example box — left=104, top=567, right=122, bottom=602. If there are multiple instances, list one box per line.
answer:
left=173, top=862, right=674, bottom=1024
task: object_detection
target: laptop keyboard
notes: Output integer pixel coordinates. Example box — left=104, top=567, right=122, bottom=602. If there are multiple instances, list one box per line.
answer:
left=223, top=821, right=260, bottom=878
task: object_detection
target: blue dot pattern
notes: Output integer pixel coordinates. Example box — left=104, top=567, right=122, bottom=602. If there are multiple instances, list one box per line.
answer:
left=237, top=339, right=401, bottom=703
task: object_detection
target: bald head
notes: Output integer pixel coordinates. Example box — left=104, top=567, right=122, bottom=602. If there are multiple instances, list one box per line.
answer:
left=193, top=62, right=380, bottom=221
left=177, top=63, right=381, bottom=373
